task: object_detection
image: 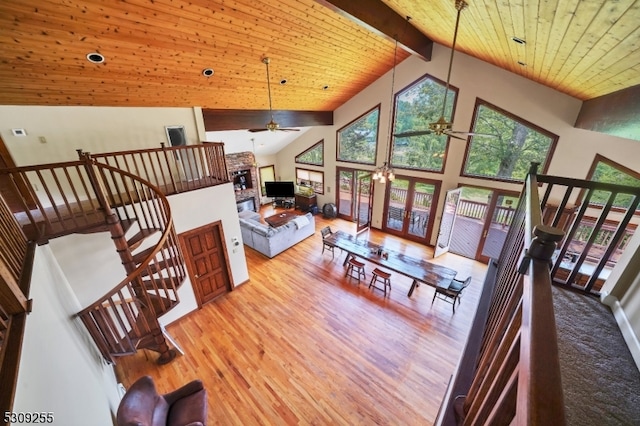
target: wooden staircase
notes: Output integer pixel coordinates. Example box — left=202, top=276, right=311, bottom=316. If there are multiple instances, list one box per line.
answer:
left=0, top=144, right=229, bottom=364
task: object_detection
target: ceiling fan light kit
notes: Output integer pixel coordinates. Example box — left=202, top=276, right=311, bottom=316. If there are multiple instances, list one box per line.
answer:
left=248, top=57, right=300, bottom=133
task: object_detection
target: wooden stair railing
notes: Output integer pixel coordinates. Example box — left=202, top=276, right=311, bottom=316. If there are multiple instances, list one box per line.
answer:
left=76, top=157, right=187, bottom=364
left=0, top=194, right=35, bottom=416
left=86, top=142, right=229, bottom=196
left=1, top=153, right=189, bottom=364
left=438, top=163, right=566, bottom=425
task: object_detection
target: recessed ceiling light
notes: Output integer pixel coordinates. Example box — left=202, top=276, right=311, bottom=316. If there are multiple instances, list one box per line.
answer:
left=86, top=52, right=105, bottom=64
left=202, top=68, right=214, bottom=77
left=511, top=36, right=526, bottom=45
left=280, top=79, right=287, bottom=85
left=322, top=85, right=329, bottom=90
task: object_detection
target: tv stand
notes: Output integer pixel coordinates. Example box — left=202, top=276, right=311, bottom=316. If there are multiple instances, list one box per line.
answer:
left=273, top=197, right=294, bottom=209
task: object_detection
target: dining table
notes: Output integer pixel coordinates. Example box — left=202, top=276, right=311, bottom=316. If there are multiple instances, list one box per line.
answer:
left=323, top=230, right=458, bottom=296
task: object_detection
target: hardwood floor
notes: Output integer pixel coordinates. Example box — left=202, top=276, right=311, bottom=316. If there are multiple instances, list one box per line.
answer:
left=115, top=206, right=487, bottom=425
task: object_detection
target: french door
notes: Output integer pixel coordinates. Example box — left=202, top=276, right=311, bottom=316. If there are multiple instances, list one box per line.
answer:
left=337, top=167, right=373, bottom=232
left=443, top=186, right=519, bottom=263
left=382, top=176, right=440, bottom=244
left=434, top=188, right=462, bottom=257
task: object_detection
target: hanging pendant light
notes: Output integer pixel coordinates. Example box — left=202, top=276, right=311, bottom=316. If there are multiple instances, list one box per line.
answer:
left=373, top=19, right=409, bottom=184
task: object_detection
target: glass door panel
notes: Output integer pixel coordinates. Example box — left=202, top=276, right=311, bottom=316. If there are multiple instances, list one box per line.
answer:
left=448, top=187, right=491, bottom=259
left=337, top=169, right=353, bottom=219
left=356, top=172, right=372, bottom=232
left=407, top=182, right=436, bottom=239
left=479, top=193, right=519, bottom=262
left=434, top=188, right=462, bottom=257
left=385, top=178, right=409, bottom=232
left=383, top=176, right=440, bottom=244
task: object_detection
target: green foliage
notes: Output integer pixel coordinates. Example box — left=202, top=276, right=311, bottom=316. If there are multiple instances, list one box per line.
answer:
left=590, top=161, right=640, bottom=208
left=296, top=141, right=323, bottom=165
left=337, top=108, right=379, bottom=164
left=391, top=76, right=456, bottom=171
left=464, top=104, right=553, bottom=181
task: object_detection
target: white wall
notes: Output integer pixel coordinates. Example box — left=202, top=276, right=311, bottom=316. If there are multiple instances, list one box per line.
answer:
left=48, top=183, right=249, bottom=324
left=13, top=245, right=121, bottom=426
left=0, top=106, right=204, bottom=165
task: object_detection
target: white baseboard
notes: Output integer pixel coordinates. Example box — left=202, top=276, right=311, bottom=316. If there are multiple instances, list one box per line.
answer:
left=602, top=292, right=640, bottom=371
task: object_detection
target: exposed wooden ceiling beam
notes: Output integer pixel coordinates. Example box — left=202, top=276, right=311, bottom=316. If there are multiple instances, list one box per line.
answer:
left=203, top=109, right=334, bottom=131
left=315, top=0, right=433, bottom=61
left=574, top=85, right=640, bottom=142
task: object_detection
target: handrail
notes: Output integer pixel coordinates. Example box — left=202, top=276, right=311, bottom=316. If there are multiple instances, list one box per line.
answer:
left=87, top=142, right=229, bottom=196
left=440, top=163, right=566, bottom=425
left=75, top=161, right=186, bottom=363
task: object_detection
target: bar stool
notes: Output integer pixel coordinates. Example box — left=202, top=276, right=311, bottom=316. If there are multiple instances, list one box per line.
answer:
left=345, top=257, right=366, bottom=283
left=369, top=268, right=392, bottom=296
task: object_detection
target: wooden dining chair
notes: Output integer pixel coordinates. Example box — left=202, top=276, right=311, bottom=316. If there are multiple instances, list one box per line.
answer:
left=432, top=276, right=472, bottom=313
left=321, top=226, right=335, bottom=258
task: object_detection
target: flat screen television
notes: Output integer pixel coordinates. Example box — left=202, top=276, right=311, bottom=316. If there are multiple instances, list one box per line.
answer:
left=264, top=181, right=295, bottom=198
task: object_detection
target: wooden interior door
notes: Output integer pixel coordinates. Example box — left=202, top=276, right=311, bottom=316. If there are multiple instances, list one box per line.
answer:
left=179, top=221, right=233, bottom=306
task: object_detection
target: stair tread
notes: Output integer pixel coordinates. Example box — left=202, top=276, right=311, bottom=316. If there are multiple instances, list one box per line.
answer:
left=132, top=246, right=156, bottom=265
left=127, top=227, right=160, bottom=250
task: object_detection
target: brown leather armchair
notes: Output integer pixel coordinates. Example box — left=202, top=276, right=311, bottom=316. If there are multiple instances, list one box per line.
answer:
left=117, top=375, right=207, bottom=426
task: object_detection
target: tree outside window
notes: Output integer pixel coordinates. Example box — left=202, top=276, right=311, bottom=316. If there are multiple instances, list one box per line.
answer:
left=587, top=154, right=640, bottom=209
left=296, top=140, right=324, bottom=166
left=337, top=106, right=380, bottom=165
left=391, top=74, right=458, bottom=172
left=463, top=99, right=557, bottom=182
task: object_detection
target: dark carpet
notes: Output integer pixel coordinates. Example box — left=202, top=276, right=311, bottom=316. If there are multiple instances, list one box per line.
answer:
left=552, top=285, right=640, bottom=425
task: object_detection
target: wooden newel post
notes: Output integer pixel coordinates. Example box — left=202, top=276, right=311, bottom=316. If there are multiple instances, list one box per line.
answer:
left=528, top=225, right=565, bottom=261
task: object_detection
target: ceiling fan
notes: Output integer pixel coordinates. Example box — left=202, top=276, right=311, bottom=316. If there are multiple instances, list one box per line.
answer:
left=394, top=0, right=492, bottom=141
left=248, top=57, right=300, bottom=133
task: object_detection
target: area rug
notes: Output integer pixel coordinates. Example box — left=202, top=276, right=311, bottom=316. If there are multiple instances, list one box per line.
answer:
left=552, top=285, right=640, bottom=425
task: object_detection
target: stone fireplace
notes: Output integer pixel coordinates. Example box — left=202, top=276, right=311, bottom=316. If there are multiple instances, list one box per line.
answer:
left=225, top=151, right=259, bottom=212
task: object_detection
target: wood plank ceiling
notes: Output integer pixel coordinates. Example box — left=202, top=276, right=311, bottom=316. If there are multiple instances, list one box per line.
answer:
left=0, top=0, right=639, bottom=114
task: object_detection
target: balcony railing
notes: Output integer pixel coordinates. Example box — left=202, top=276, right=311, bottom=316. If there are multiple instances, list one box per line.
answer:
left=438, top=164, right=566, bottom=425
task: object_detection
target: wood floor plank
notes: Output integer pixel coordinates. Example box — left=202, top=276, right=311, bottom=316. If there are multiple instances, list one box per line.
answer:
left=115, top=206, right=487, bottom=425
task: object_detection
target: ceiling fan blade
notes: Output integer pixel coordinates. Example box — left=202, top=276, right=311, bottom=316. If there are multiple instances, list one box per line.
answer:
left=448, top=130, right=499, bottom=138
left=248, top=128, right=269, bottom=133
left=394, top=130, right=434, bottom=138
left=277, top=128, right=300, bottom=132
left=445, top=133, right=468, bottom=141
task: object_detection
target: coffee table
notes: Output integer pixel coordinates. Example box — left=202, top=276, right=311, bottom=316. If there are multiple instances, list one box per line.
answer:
left=264, top=210, right=300, bottom=227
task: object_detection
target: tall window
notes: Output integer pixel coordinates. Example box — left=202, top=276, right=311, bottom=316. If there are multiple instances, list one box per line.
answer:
left=295, top=140, right=324, bottom=166
left=391, top=74, right=458, bottom=172
left=463, top=99, right=558, bottom=182
left=296, top=168, right=324, bottom=194
left=337, top=106, right=380, bottom=165
left=586, top=154, right=640, bottom=209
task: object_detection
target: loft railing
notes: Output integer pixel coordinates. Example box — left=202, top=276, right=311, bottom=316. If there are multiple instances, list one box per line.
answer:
left=438, top=164, right=566, bottom=425
left=87, top=142, right=229, bottom=196
left=0, top=195, right=34, bottom=416
left=1, top=144, right=229, bottom=243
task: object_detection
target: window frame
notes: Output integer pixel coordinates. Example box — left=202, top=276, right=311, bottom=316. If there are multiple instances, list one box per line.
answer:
left=296, top=167, right=325, bottom=195
left=461, top=98, right=559, bottom=183
left=336, top=105, right=381, bottom=166
left=581, top=154, right=640, bottom=213
left=295, top=140, right=324, bottom=166
left=390, top=73, right=459, bottom=174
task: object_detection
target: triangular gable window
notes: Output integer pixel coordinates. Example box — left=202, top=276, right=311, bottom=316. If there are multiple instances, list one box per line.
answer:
left=295, top=140, right=324, bottom=166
